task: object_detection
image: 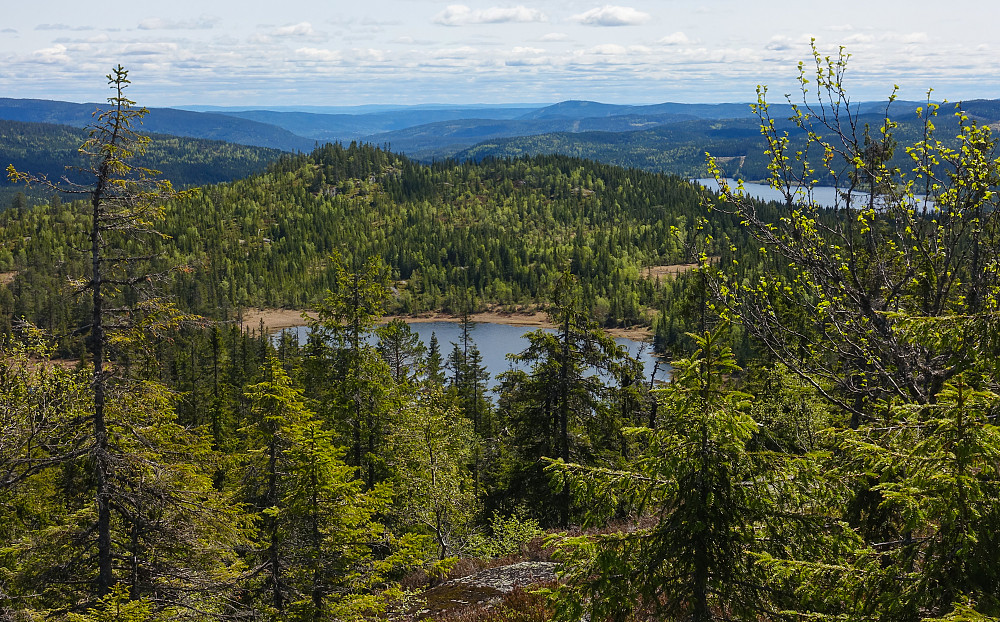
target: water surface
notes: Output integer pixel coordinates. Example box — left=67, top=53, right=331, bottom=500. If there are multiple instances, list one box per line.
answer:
left=277, top=320, right=670, bottom=391
left=694, top=178, right=928, bottom=209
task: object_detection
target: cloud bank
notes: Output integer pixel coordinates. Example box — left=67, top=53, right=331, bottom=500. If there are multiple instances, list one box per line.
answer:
left=571, top=6, right=651, bottom=27
left=435, top=5, right=547, bottom=26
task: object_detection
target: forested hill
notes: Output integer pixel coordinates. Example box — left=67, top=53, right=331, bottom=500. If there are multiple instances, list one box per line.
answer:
left=456, top=102, right=988, bottom=180
left=0, top=142, right=741, bottom=350
left=458, top=117, right=767, bottom=179
left=0, top=119, right=286, bottom=207
left=0, top=98, right=315, bottom=151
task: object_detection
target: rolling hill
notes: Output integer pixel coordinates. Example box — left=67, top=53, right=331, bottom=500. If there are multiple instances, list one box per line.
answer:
left=0, top=118, right=285, bottom=207
left=0, top=98, right=315, bottom=152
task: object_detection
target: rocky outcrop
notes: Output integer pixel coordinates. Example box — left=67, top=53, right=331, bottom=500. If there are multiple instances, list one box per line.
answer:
left=413, top=561, right=558, bottom=619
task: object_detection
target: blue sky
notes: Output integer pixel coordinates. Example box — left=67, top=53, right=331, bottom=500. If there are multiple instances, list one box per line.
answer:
left=1, top=0, right=996, bottom=107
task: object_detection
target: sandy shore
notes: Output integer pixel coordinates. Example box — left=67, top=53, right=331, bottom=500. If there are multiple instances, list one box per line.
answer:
left=240, top=307, right=652, bottom=342
left=239, top=308, right=318, bottom=332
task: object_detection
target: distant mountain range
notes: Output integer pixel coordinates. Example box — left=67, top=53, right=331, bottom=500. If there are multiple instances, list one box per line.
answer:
left=3, top=96, right=999, bottom=199
left=0, top=98, right=316, bottom=152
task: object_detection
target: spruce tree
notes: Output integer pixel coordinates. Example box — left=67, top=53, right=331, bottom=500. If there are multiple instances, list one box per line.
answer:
left=5, top=67, right=245, bottom=614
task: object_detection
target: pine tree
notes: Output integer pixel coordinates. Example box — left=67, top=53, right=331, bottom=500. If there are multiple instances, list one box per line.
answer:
left=424, top=332, right=446, bottom=386
left=837, top=376, right=1000, bottom=619
left=496, top=272, right=634, bottom=526
left=375, top=318, right=425, bottom=384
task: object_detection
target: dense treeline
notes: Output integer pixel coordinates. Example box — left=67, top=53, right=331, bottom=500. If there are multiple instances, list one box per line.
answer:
left=0, top=118, right=286, bottom=207
left=0, top=141, right=745, bottom=355
left=457, top=104, right=975, bottom=183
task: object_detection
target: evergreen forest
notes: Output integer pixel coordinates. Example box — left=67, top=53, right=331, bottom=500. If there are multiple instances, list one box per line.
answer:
left=2, top=50, right=1000, bottom=622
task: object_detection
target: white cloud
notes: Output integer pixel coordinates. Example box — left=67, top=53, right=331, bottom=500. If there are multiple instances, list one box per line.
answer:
left=29, top=44, right=71, bottom=64
left=122, top=42, right=180, bottom=56
left=138, top=16, right=219, bottom=30
left=35, top=24, right=94, bottom=31
left=658, top=32, right=689, bottom=45
left=434, top=5, right=547, bottom=26
left=765, top=36, right=794, bottom=52
left=591, top=43, right=627, bottom=55
left=897, top=32, right=928, bottom=44
left=346, top=48, right=387, bottom=63
left=360, top=17, right=400, bottom=27
left=294, top=47, right=341, bottom=62
left=843, top=33, right=874, bottom=44
left=394, top=35, right=436, bottom=45
left=571, top=6, right=650, bottom=27
left=430, top=46, right=479, bottom=59
left=505, top=46, right=547, bottom=66
left=540, top=32, right=568, bottom=41
left=274, top=22, right=316, bottom=37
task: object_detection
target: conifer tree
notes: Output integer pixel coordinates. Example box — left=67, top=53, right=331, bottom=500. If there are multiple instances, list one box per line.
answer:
left=242, top=356, right=416, bottom=621
left=496, top=272, right=633, bottom=525
left=375, top=318, right=425, bottom=384
left=311, top=253, right=395, bottom=489
left=5, top=67, right=244, bottom=614
left=835, top=376, right=1000, bottom=619
left=550, top=327, right=852, bottom=621
left=424, top=332, right=446, bottom=386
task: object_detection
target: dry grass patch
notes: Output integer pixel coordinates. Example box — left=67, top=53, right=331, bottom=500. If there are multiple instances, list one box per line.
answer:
left=642, top=257, right=720, bottom=283
left=642, top=263, right=700, bottom=280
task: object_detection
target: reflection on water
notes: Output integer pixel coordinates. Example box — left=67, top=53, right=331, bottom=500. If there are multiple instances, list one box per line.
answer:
left=276, top=320, right=670, bottom=391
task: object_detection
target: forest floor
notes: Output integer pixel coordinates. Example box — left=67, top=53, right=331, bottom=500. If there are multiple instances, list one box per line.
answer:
left=240, top=306, right=653, bottom=341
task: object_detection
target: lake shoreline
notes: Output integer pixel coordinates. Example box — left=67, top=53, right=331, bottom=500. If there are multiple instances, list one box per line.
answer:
left=239, top=307, right=653, bottom=342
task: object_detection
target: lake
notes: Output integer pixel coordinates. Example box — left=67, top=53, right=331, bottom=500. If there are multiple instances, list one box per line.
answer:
left=275, top=320, right=670, bottom=391
left=694, top=178, right=929, bottom=210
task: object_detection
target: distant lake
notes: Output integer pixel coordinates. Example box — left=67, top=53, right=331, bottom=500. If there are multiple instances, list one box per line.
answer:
left=694, top=178, right=928, bottom=210
left=275, top=320, right=670, bottom=391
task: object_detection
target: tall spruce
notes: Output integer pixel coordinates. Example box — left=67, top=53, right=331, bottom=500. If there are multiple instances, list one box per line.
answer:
left=550, top=327, right=853, bottom=621
left=6, top=67, right=244, bottom=614
left=496, top=272, right=634, bottom=526
left=311, top=253, right=395, bottom=489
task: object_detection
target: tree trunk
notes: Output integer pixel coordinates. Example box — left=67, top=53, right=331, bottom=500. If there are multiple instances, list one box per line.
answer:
left=92, top=159, right=114, bottom=596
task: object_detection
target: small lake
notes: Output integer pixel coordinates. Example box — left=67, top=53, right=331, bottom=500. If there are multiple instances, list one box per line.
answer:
left=275, top=320, right=670, bottom=391
left=694, top=178, right=928, bottom=210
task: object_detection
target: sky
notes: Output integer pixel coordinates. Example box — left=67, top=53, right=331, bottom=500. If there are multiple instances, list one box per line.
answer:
left=0, top=0, right=996, bottom=107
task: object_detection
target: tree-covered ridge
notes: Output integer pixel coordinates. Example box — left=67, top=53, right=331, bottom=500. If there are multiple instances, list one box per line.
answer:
left=456, top=105, right=977, bottom=182
left=0, top=97, right=316, bottom=151
left=0, top=142, right=735, bottom=348
left=0, top=118, right=285, bottom=206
